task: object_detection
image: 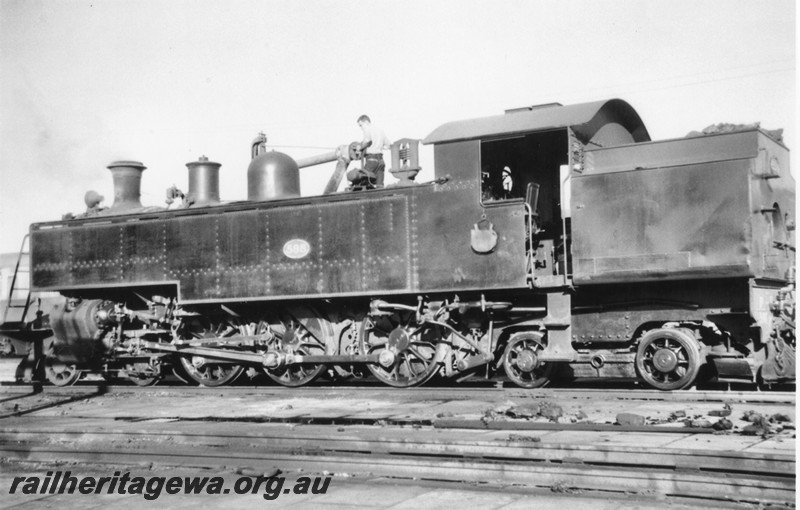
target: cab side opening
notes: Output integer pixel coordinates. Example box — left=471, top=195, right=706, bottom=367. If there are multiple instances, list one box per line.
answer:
left=480, top=129, right=568, bottom=237
left=480, top=129, right=570, bottom=282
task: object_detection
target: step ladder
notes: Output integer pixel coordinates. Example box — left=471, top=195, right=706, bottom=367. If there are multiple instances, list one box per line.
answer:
left=2, top=234, right=32, bottom=326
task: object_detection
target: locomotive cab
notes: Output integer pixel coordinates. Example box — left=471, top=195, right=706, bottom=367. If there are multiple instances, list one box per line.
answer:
left=480, top=129, right=569, bottom=281
left=424, top=99, right=651, bottom=287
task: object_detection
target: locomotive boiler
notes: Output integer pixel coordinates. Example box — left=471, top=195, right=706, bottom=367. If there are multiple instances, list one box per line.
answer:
left=13, top=98, right=795, bottom=390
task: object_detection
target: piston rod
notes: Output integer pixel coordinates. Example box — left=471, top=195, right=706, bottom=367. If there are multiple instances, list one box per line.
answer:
left=138, top=340, right=382, bottom=367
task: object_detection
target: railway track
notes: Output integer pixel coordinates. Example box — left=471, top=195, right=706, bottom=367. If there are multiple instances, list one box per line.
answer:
left=0, top=382, right=795, bottom=507
left=0, top=365, right=795, bottom=398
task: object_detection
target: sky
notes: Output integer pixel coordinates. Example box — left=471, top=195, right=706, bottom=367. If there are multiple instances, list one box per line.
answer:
left=0, top=0, right=796, bottom=254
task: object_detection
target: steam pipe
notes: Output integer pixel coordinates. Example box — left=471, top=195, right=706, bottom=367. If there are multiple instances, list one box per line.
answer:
left=251, top=132, right=267, bottom=159
left=296, top=151, right=339, bottom=168
left=293, top=145, right=352, bottom=194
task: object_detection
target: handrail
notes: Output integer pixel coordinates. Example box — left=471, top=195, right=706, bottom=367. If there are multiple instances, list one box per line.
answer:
left=2, top=234, right=31, bottom=324
left=560, top=168, right=572, bottom=281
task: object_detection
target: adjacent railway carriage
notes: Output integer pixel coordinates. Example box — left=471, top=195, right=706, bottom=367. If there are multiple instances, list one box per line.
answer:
left=17, top=99, right=795, bottom=389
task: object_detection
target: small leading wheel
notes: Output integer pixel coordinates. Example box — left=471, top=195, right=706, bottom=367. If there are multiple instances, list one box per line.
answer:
left=179, top=356, right=244, bottom=387
left=261, top=307, right=334, bottom=387
left=636, top=328, right=701, bottom=391
left=503, top=332, right=553, bottom=388
left=45, top=357, right=82, bottom=387
left=360, top=310, right=440, bottom=387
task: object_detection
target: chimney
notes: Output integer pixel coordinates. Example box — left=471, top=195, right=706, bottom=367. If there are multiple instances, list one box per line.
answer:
left=107, top=161, right=146, bottom=211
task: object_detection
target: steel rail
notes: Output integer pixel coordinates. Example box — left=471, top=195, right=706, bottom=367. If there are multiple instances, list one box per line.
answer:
left=0, top=383, right=794, bottom=404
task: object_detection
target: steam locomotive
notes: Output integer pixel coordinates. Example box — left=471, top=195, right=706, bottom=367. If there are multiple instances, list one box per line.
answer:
left=11, top=99, right=796, bottom=389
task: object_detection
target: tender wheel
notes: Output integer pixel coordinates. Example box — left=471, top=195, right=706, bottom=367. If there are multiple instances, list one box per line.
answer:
left=261, top=307, right=334, bottom=387
left=636, top=328, right=701, bottom=390
left=503, top=332, right=553, bottom=388
left=360, top=310, right=440, bottom=387
left=123, top=363, right=161, bottom=387
left=45, top=357, right=82, bottom=387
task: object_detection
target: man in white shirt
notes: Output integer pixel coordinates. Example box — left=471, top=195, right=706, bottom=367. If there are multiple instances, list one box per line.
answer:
left=354, top=115, right=391, bottom=188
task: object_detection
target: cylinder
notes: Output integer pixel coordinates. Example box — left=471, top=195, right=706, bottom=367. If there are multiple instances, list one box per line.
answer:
left=107, top=160, right=146, bottom=211
left=50, top=298, right=116, bottom=362
left=186, top=155, right=221, bottom=206
left=247, top=151, right=300, bottom=201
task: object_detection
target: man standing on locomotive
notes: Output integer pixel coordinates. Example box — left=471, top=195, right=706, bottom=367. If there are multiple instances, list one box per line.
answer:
left=353, top=115, right=391, bottom=188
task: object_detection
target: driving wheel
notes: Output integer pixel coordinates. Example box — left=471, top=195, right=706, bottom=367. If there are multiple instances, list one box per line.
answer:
left=261, top=306, right=334, bottom=387
left=177, top=317, right=244, bottom=387
left=360, top=310, right=440, bottom=387
left=123, top=362, right=161, bottom=387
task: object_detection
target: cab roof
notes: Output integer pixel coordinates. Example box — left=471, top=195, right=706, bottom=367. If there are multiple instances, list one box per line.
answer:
left=423, top=98, right=650, bottom=146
